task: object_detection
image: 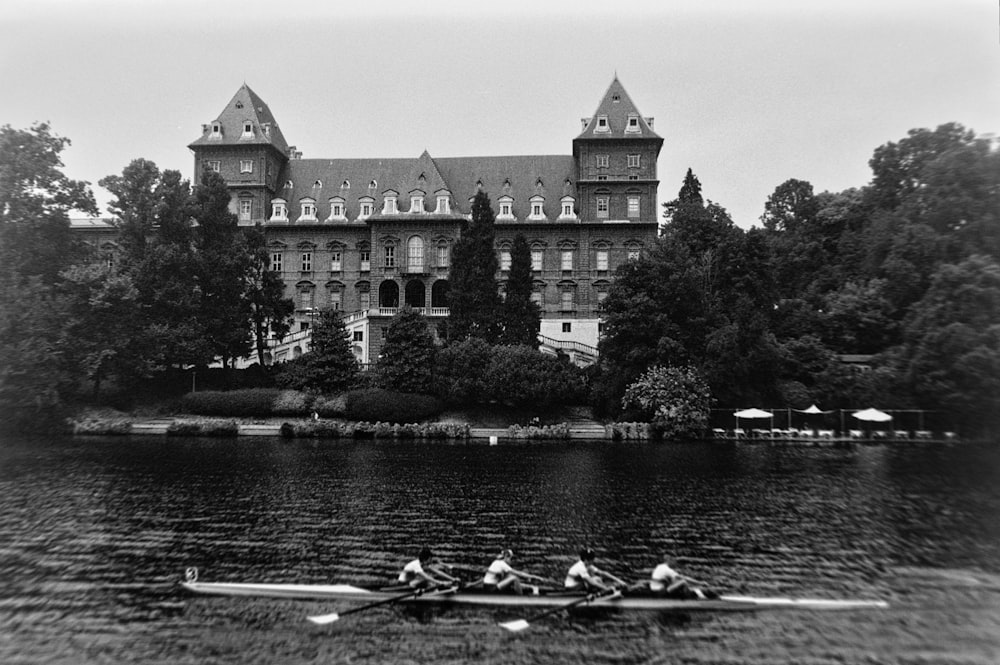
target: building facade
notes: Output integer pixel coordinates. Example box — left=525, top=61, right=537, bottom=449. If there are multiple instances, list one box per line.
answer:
left=184, top=77, right=662, bottom=364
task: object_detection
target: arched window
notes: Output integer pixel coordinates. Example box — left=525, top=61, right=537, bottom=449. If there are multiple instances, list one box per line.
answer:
left=405, top=280, right=426, bottom=308
left=378, top=280, right=399, bottom=308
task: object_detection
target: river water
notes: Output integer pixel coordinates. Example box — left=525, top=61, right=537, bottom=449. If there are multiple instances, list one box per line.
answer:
left=0, top=435, right=998, bottom=664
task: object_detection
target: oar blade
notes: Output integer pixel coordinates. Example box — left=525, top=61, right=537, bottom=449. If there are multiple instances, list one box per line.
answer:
left=307, top=612, right=340, bottom=625
left=498, top=619, right=531, bottom=632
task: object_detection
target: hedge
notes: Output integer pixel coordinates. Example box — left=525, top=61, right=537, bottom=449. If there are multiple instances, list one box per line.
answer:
left=179, top=389, right=312, bottom=417
left=166, top=419, right=240, bottom=437
left=345, top=389, right=443, bottom=424
left=280, top=421, right=469, bottom=440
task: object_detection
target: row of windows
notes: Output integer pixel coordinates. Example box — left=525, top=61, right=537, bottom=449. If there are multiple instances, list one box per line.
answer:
left=585, top=113, right=646, bottom=133
left=273, top=244, right=639, bottom=274
left=206, top=120, right=271, bottom=140
left=294, top=281, right=605, bottom=313
left=594, top=154, right=641, bottom=168
left=261, top=194, right=641, bottom=222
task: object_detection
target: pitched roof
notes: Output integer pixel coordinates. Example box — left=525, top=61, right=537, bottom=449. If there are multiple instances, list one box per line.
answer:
left=274, top=153, right=577, bottom=221
left=575, top=76, right=660, bottom=140
left=433, top=154, right=577, bottom=219
left=188, top=83, right=290, bottom=154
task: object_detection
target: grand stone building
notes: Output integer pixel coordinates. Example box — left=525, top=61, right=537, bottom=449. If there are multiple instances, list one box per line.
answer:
left=183, top=77, right=662, bottom=364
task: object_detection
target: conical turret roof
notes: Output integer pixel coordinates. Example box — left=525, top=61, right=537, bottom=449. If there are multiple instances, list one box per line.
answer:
left=575, top=76, right=660, bottom=140
left=189, top=83, right=290, bottom=155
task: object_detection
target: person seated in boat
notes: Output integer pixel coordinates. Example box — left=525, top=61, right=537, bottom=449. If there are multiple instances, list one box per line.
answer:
left=398, top=548, right=457, bottom=589
left=482, top=548, right=544, bottom=595
left=564, top=548, right=620, bottom=593
left=649, top=556, right=717, bottom=599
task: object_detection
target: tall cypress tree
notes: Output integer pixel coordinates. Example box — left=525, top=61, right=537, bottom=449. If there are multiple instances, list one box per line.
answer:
left=448, top=190, right=501, bottom=342
left=499, top=233, right=540, bottom=347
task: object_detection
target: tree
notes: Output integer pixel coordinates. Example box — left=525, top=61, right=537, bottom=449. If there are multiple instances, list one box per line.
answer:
left=0, top=277, right=69, bottom=425
left=377, top=306, right=437, bottom=394
left=58, top=264, right=146, bottom=396
left=484, top=345, right=587, bottom=408
left=448, top=190, right=501, bottom=342
left=99, top=158, right=162, bottom=272
left=0, top=123, right=96, bottom=285
left=899, top=255, right=1000, bottom=435
left=434, top=337, right=492, bottom=405
left=101, top=161, right=211, bottom=370
left=621, top=365, right=712, bottom=439
left=760, top=178, right=819, bottom=233
left=246, top=225, right=293, bottom=366
left=275, top=307, right=358, bottom=393
left=192, top=171, right=254, bottom=368
left=0, top=123, right=95, bottom=422
left=499, top=233, right=540, bottom=347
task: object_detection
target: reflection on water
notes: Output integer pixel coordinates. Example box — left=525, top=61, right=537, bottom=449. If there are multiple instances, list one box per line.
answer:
left=1, top=436, right=998, bottom=664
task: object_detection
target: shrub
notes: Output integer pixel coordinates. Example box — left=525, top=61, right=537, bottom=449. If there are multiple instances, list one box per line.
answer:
left=506, top=422, right=571, bottom=440
left=345, top=389, right=443, bottom=423
left=434, top=337, right=492, bottom=405
left=72, top=417, right=133, bottom=435
left=272, top=389, right=312, bottom=416
left=167, top=419, right=239, bottom=437
left=622, top=365, right=713, bottom=439
left=313, top=394, right=348, bottom=417
left=179, top=389, right=311, bottom=417
left=485, top=346, right=587, bottom=408
left=278, top=419, right=469, bottom=439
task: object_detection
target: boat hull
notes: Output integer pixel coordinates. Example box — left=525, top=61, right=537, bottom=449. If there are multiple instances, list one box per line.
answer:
left=180, top=581, right=888, bottom=611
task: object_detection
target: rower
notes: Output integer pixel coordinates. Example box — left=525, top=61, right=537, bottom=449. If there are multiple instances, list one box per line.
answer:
left=649, top=555, right=717, bottom=599
left=398, top=548, right=457, bottom=589
left=564, top=548, right=621, bottom=593
left=482, top=549, right=544, bottom=595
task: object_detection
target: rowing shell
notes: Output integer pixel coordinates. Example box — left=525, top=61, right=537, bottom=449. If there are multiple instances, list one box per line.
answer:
left=180, top=573, right=888, bottom=611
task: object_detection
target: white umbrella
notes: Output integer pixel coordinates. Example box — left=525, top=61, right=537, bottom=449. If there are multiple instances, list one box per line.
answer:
left=852, top=407, right=893, bottom=423
left=795, top=404, right=829, bottom=414
left=734, top=408, right=773, bottom=436
left=734, top=408, right=772, bottom=419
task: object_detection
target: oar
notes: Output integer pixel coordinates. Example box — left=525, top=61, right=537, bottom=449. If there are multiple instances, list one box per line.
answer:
left=307, top=582, right=458, bottom=625
left=498, top=588, right=621, bottom=632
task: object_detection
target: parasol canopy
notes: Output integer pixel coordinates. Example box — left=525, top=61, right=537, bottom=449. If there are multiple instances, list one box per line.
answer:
left=852, top=407, right=893, bottom=423
left=795, top=404, right=829, bottom=414
left=734, top=408, right=772, bottom=419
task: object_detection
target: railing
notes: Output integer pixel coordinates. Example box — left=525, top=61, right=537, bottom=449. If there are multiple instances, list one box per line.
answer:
left=537, top=335, right=598, bottom=357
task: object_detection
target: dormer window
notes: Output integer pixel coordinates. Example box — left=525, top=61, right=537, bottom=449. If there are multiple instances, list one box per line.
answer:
left=209, top=122, right=222, bottom=139
left=270, top=199, right=288, bottom=221
left=435, top=193, right=451, bottom=214
left=342, top=180, right=350, bottom=189
left=328, top=197, right=346, bottom=220
left=528, top=196, right=546, bottom=220
left=299, top=199, right=317, bottom=221
left=382, top=193, right=398, bottom=214
left=358, top=197, right=374, bottom=219
left=241, top=121, right=254, bottom=138
left=497, top=196, right=514, bottom=220
left=409, top=194, right=424, bottom=213
left=626, top=115, right=640, bottom=133
left=559, top=197, right=576, bottom=220
left=595, top=115, right=609, bottom=133
left=368, top=180, right=377, bottom=189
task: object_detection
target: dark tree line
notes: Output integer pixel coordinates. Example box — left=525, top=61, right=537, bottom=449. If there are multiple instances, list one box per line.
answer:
left=599, top=124, right=1000, bottom=436
left=0, top=128, right=294, bottom=424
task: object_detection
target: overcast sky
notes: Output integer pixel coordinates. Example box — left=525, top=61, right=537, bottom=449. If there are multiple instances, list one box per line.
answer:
left=2, top=0, right=997, bottom=228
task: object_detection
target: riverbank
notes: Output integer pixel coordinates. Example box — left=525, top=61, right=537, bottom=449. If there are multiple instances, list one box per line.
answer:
left=67, top=410, right=969, bottom=444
